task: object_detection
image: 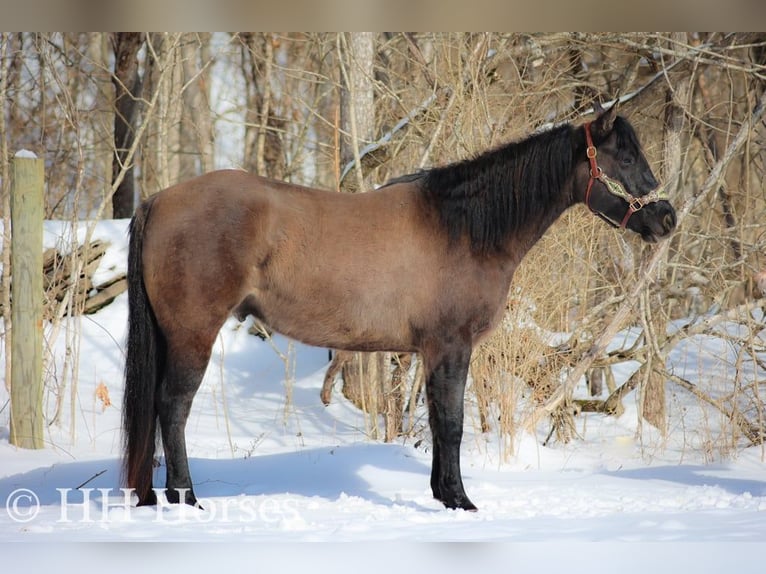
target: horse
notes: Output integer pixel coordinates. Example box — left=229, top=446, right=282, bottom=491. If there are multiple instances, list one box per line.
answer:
left=122, top=105, right=676, bottom=511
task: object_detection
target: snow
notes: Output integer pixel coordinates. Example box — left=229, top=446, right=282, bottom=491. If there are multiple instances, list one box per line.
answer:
left=13, top=149, right=38, bottom=159
left=1, top=220, right=765, bottom=566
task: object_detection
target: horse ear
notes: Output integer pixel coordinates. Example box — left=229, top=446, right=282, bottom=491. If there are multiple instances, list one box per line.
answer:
left=592, top=102, right=618, bottom=139
left=593, top=99, right=605, bottom=114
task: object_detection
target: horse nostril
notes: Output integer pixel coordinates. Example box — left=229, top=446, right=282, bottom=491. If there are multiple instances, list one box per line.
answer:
left=663, top=212, right=675, bottom=232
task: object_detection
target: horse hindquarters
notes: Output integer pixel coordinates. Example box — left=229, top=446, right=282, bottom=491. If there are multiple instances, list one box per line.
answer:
left=423, top=343, right=477, bottom=511
left=123, top=197, right=217, bottom=508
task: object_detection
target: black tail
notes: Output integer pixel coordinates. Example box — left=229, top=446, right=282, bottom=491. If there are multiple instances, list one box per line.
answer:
left=122, top=197, right=164, bottom=505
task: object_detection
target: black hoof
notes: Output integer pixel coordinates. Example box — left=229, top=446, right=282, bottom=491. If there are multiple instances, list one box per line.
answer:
left=136, top=489, right=158, bottom=507
left=436, top=492, right=478, bottom=512
left=165, top=487, right=200, bottom=508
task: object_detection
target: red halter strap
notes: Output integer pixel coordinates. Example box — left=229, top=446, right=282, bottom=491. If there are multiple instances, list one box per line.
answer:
left=584, top=122, right=600, bottom=213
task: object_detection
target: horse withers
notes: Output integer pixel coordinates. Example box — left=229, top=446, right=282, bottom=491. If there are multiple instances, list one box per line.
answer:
left=122, top=105, right=676, bottom=511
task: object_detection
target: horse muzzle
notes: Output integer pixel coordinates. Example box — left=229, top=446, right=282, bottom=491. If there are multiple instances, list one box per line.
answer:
left=637, top=200, right=676, bottom=243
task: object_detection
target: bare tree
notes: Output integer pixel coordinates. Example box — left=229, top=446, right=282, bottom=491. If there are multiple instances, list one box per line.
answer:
left=640, top=32, right=693, bottom=435
left=240, top=32, right=284, bottom=178
left=334, top=33, right=407, bottom=441
left=338, top=32, right=375, bottom=193
left=111, top=32, right=144, bottom=218
left=179, top=33, right=214, bottom=178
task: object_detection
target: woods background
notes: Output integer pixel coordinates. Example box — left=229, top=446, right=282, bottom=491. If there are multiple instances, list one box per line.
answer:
left=1, top=32, right=765, bottom=457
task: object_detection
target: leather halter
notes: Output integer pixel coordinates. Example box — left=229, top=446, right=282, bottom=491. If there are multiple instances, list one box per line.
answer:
left=584, top=122, right=666, bottom=229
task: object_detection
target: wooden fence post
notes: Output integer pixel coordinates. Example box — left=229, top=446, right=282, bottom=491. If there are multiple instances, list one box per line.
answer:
left=9, top=151, right=44, bottom=449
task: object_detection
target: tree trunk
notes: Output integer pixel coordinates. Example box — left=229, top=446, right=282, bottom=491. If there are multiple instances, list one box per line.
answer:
left=241, top=33, right=284, bottom=179
left=641, top=32, right=692, bottom=435
left=334, top=33, right=404, bottom=438
left=338, top=32, right=375, bottom=193
left=338, top=34, right=376, bottom=413
left=140, top=33, right=183, bottom=195
left=1, top=33, right=15, bottom=393
left=156, top=34, right=183, bottom=191
left=179, top=33, right=215, bottom=179
left=111, top=32, right=144, bottom=218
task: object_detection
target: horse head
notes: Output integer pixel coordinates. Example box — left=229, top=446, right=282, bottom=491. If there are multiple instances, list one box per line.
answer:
left=578, top=105, right=677, bottom=243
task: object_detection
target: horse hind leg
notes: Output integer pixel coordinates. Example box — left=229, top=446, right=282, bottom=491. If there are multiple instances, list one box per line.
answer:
left=157, top=342, right=212, bottom=506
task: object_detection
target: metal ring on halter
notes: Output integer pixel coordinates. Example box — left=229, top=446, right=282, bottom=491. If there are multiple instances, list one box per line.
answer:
left=628, top=197, right=645, bottom=212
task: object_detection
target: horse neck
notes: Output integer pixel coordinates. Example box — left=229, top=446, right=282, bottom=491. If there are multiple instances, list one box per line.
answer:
left=423, top=123, right=580, bottom=258
left=505, top=176, right=577, bottom=260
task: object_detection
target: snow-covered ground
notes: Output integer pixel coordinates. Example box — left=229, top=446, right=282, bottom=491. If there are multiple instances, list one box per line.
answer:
left=1, top=220, right=765, bottom=566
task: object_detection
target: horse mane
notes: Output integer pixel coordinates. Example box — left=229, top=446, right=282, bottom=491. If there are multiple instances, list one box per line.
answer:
left=401, top=123, right=578, bottom=254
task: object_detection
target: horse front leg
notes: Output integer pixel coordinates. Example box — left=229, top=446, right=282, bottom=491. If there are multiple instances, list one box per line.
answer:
left=424, top=344, right=477, bottom=511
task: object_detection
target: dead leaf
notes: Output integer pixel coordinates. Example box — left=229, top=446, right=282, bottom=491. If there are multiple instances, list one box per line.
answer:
left=95, top=382, right=112, bottom=411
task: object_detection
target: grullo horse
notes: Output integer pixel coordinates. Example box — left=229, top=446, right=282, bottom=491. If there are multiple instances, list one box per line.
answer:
left=123, top=105, right=676, bottom=511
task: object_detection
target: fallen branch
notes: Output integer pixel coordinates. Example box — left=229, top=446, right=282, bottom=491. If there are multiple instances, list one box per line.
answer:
left=83, top=275, right=127, bottom=315
left=0, top=239, right=127, bottom=320
left=664, top=369, right=765, bottom=446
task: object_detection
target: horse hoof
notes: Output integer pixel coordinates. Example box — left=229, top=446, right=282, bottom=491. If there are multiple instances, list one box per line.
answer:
left=136, top=490, right=158, bottom=507
left=458, top=501, right=478, bottom=512
left=184, top=492, right=203, bottom=509
left=439, top=494, right=478, bottom=512
left=164, top=488, right=200, bottom=508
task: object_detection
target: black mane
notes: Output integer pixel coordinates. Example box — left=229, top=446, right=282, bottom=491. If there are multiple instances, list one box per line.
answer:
left=414, top=123, right=577, bottom=254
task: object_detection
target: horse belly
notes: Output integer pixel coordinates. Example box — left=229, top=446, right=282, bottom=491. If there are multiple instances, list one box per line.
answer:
left=238, top=236, right=420, bottom=352
left=247, top=281, right=414, bottom=352
left=233, top=184, right=434, bottom=352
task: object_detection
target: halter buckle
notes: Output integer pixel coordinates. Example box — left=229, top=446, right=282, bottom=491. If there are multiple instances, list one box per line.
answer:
left=628, top=196, right=645, bottom=213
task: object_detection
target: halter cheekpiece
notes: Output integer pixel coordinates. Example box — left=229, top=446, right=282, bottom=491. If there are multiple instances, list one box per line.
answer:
left=584, top=121, right=666, bottom=229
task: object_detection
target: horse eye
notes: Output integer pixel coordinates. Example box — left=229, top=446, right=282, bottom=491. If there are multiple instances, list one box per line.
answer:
left=621, top=156, right=635, bottom=166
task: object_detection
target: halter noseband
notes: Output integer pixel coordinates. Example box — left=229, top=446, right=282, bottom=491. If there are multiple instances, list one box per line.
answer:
left=584, top=122, right=666, bottom=229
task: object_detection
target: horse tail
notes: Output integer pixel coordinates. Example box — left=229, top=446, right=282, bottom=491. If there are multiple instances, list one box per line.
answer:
left=122, top=196, right=164, bottom=505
